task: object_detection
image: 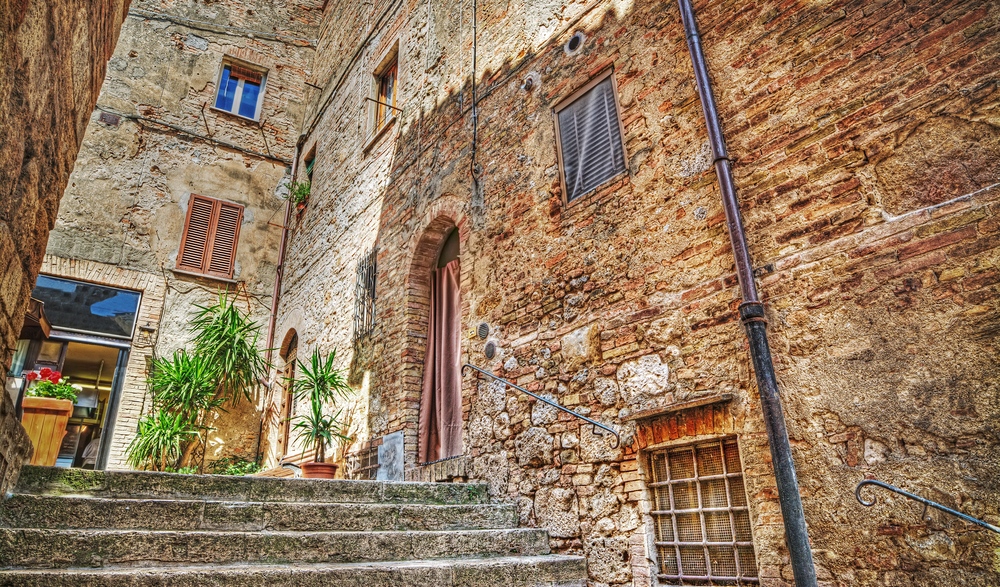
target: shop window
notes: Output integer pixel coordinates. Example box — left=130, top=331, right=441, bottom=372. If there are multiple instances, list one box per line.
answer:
left=214, top=60, right=267, bottom=120
left=177, top=194, right=243, bottom=280
left=31, top=275, right=142, bottom=340
left=647, top=438, right=758, bottom=584
left=553, top=69, right=628, bottom=204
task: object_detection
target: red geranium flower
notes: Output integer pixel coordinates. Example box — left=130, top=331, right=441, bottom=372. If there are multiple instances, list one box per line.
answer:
left=39, top=367, right=52, bottom=378
left=48, top=371, right=62, bottom=383
left=25, top=372, right=38, bottom=382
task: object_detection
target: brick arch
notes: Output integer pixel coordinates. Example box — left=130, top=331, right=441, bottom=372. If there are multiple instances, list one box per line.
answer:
left=279, top=327, right=299, bottom=360
left=398, top=197, right=468, bottom=468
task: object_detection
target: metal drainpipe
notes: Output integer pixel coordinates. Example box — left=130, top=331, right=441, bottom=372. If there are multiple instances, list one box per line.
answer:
left=257, top=143, right=299, bottom=465
left=265, top=142, right=300, bottom=365
left=676, top=2, right=818, bottom=586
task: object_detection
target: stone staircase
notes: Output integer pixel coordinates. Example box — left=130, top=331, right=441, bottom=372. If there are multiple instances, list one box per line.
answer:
left=0, top=466, right=587, bottom=586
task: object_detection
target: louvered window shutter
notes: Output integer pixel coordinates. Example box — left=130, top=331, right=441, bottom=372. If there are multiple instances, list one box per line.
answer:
left=177, top=195, right=215, bottom=273
left=206, top=202, right=242, bottom=279
left=556, top=76, right=627, bottom=202
left=177, top=195, right=243, bottom=279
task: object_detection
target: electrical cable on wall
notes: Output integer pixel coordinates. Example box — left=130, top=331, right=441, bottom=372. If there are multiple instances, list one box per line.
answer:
left=470, top=0, right=479, bottom=195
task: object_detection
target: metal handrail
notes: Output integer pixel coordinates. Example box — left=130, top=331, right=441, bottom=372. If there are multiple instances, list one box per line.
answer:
left=462, top=363, right=621, bottom=448
left=856, top=480, right=1000, bottom=534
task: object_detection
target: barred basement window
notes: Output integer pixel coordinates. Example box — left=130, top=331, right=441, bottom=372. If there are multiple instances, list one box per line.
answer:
left=647, top=438, right=758, bottom=585
left=553, top=69, right=628, bottom=204
left=353, top=246, right=378, bottom=340
left=176, top=194, right=243, bottom=280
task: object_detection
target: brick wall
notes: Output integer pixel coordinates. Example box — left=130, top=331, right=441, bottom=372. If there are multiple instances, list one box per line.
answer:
left=278, top=0, right=999, bottom=585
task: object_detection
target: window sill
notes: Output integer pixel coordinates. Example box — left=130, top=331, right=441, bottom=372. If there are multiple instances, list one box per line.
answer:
left=362, top=115, right=397, bottom=153
left=564, top=169, right=630, bottom=208
left=209, top=106, right=261, bottom=123
left=172, top=267, right=238, bottom=284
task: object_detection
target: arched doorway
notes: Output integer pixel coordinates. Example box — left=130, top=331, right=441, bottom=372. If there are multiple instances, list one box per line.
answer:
left=418, top=227, right=463, bottom=463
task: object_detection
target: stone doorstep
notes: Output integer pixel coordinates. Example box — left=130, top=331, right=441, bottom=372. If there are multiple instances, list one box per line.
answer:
left=0, top=495, right=519, bottom=533
left=15, top=466, right=489, bottom=505
left=0, top=555, right=589, bottom=587
left=0, top=527, right=552, bottom=569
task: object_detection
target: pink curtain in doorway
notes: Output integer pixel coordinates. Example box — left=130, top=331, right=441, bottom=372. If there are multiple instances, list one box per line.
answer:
left=418, top=259, right=463, bottom=463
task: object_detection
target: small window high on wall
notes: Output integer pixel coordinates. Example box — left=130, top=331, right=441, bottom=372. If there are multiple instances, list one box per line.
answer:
left=176, top=194, right=243, bottom=280
left=214, top=59, right=267, bottom=120
left=647, top=438, right=758, bottom=584
left=553, top=69, right=628, bottom=204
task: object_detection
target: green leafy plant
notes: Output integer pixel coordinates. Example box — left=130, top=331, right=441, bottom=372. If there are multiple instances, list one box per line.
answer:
left=190, top=292, right=269, bottom=406
left=288, top=348, right=353, bottom=463
left=125, top=411, right=200, bottom=472
left=285, top=180, right=310, bottom=205
left=208, top=455, right=263, bottom=476
left=147, top=352, right=224, bottom=424
left=126, top=292, right=271, bottom=474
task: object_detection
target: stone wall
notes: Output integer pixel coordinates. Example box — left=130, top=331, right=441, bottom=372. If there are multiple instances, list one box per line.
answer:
left=46, top=0, right=322, bottom=469
left=277, top=0, right=999, bottom=585
left=1, top=0, right=131, bottom=487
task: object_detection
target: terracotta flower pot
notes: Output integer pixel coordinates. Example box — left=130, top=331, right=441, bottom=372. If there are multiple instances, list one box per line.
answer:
left=21, top=397, right=74, bottom=467
left=301, top=462, right=338, bottom=479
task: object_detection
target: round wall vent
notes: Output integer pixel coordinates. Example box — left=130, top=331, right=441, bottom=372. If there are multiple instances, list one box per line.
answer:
left=565, top=32, right=585, bottom=54
left=477, top=323, right=490, bottom=340
left=484, top=341, right=496, bottom=359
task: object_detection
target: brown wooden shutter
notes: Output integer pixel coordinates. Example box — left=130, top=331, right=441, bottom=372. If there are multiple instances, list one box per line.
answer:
left=177, top=195, right=243, bottom=279
left=205, top=202, right=242, bottom=279
left=177, top=195, right=215, bottom=273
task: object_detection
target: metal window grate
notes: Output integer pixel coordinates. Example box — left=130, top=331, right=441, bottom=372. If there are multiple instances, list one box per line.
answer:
left=352, top=246, right=378, bottom=341
left=647, top=438, right=759, bottom=585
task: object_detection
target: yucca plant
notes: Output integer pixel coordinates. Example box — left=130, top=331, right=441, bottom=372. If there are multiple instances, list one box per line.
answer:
left=190, top=291, right=269, bottom=406
left=148, top=351, right=223, bottom=424
left=288, top=348, right=353, bottom=463
left=125, top=410, right=200, bottom=472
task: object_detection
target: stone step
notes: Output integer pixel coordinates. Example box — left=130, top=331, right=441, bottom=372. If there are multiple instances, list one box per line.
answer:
left=1, top=494, right=518, bottom=532
left=0, top=528, right=551, bottom=569
left=15, top=466, right=488, bottom=505
left=0, top=555, right=588, bottom=586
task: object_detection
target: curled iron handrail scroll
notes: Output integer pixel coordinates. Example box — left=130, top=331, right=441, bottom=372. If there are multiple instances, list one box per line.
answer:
left=856, top=480, right=1000, bottom=534
left=462, top=363, right=621, bottom=449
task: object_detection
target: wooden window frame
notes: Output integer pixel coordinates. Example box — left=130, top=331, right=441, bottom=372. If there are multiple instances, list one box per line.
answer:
left=551, top=67, right=629, bottom=207
left=365, top=42, right=400, bottom=150
left=176, top=194, right=244, bottom=280
left=211, top=57, right=269, bottom=122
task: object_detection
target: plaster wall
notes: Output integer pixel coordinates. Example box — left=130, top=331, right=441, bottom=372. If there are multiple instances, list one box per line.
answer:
left=45, top=0, right=323, bottom=469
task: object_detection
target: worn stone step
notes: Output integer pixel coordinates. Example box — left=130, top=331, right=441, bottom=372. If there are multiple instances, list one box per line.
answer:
left=0, top=527, right=551, bottom=569
left=0, top=555, right=588, bottom=586
left=15, top=466, right=489, bottom=505
left=1, top=494, right=518, bottom=532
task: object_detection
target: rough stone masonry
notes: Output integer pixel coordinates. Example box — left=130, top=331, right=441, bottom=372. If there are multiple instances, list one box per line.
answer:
left=273, top=0, right=999, bottom=585
left=0, top=0, right=131, bottom=492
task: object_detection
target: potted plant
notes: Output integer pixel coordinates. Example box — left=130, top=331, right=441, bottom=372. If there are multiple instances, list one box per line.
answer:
left=288, top=347, right=352, bottom=479
left=286, top=180, right=310, bottom=211
left=21, top=368, right=81, bottom=466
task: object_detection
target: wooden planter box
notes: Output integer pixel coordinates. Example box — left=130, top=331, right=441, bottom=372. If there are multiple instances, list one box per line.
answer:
left=21, top=397, right=74, bottom=467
